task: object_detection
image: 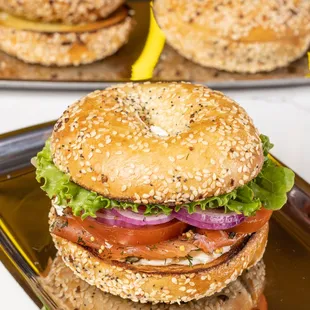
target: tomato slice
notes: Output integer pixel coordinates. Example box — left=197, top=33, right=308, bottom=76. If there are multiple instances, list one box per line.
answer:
left=253, top=294, right=268, bottom=310
left=227, top=209, right=272, bottom=233
left=75, top=216, right=188, bottom=246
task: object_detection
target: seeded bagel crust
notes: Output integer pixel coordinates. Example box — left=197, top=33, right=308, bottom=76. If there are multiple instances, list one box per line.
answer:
left=153, top=45, right=310, bottom=82
left=40, top=255, right=266, bottom=309
left=51, top=219, right=268, bottom=304
left=0, top=0, right=125, bottom=24
left=153, top=0, right=310, bottom=73
left=156, top=33, right=310, bottom=74
left=0, top=8, right=133, bottom=66
left=51, top=82, right=264, bottom=205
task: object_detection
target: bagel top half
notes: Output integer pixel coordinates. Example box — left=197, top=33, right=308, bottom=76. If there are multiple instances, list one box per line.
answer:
left=51, top=82, right=263, bottom=205
left=153, top=0, right=310, bottom=42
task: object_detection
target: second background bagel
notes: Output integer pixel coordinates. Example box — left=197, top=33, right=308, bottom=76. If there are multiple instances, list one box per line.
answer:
left=153, top=0, right=310, bottom=73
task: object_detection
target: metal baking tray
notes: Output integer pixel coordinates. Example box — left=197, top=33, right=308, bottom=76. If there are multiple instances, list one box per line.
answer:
left=0, top=0, right=309, bottom=90
left=1, top=122, right=310, bottom=309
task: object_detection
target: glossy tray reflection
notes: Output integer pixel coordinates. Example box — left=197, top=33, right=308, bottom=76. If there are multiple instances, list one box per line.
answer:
left=0, top=0, right=309, bottom=90
left=1, top=123, right=310, bottom=309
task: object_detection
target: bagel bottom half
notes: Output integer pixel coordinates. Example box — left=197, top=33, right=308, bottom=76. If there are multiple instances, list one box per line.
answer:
left=39, top=255, right=266, bottom=310
left=164, top=34, right=310, bottom=73
left=50, top=208, right=268, bottom=304
left=154, top=45, right=310, bottom=82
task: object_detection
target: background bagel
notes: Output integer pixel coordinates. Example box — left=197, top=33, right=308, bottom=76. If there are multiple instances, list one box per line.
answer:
left=40, top=255, right=266, bottom=309
left=153, top=0, right=310, bottom=73
left=50, top=203, right=268, bottom=304
left=0, top=0, right=125, bottom=24
left=0, top=7, right=134, bottom=66
left=51, top=82, right=263, bottom=205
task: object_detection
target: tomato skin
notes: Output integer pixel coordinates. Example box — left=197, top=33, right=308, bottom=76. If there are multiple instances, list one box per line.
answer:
left=226, top=209, right=272, bottom=234
left=254, top=294, right=268, bottom=310
left=74, top=216, right=188, bottom=246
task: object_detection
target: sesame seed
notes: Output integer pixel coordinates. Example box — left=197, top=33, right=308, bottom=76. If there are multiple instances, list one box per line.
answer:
left=168, top=156, right=175, bottom=162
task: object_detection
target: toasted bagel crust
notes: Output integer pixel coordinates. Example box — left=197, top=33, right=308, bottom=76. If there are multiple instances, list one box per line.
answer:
left=153, top=45, right=310, bottom=81
left=51, top=82, right=263, bottom=204
left=0, top=0, right=124, bottom=24
left=0, top=12, right=133, bottom=66
left=52, top=223, right=268, bottom=303
left=40, top=255, right=266, bottom=309
left=158, top=33, right=310, bottom=74
left=153, top=0, right=310, bottom=73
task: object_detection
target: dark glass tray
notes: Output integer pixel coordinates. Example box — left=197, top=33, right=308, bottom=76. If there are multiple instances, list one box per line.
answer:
left=1, top=123, right=310, bottom=309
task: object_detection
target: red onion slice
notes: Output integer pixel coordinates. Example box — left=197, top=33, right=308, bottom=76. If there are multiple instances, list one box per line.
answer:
left=95, top=209, right=141, bottom=228
left=93, top=207, right=244, bottom=230
left=172, top=208, right=245, bottom=230
left=111, top=208, right=174, bottom=226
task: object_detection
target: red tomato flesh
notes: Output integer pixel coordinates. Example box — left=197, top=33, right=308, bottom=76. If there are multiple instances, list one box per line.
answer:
left=226, top=209, right=272, bottom=234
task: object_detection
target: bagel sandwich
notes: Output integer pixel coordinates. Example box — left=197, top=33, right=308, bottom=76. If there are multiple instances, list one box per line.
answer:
left=34, top=82, right=294, bottom=304
left=0, top=5, right=134, bottom=66
left=153, top=0, right=310, bottom=73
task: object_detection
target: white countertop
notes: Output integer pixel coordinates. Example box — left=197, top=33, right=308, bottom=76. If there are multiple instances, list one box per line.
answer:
left=1, top=84, right=310, bottom=309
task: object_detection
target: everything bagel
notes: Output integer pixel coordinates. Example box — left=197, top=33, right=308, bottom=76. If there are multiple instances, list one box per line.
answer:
left=0, top=6, right=134, bottom=66
left=34, top=82, right=294, bottom=304
left=153, top=0, right=310, bottom=73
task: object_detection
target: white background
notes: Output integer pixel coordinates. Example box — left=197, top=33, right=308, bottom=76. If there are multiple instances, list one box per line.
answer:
left=1, top=84, right=310, bottom=309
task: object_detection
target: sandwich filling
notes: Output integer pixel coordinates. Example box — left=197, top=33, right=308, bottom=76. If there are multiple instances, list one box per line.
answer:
left=37, top=134, right=294, bottom=266
left=0, top=6, right=129, bottom=33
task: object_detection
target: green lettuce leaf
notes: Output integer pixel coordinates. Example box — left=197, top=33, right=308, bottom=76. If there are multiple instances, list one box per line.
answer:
left=250, top=162, right=295, bottom=210
left=249, top=134, right=294, bottom=211
left=260, top=134, right=274, bottom=157
left=35, top=140, right=171, bottom=219
left=35, top=135, right=294, bottom=218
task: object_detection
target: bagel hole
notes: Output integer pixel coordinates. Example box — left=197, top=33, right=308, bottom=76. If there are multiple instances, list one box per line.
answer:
left=127, top=89, right=197, bottom=137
